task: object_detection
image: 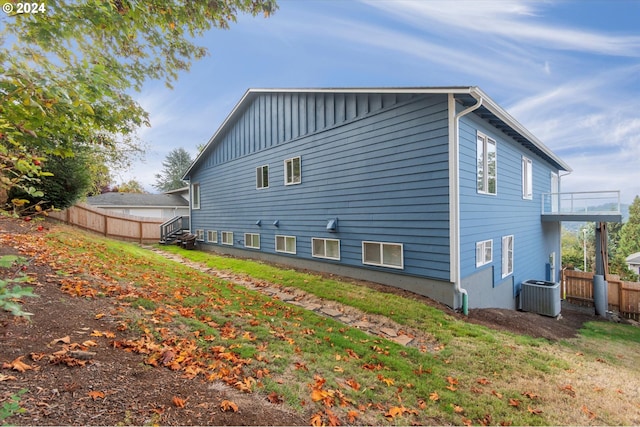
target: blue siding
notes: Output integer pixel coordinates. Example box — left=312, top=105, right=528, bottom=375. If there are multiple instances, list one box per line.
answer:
left=190, top=93, right=452, bottom=281
left=458, top=110, right=560, bottom=307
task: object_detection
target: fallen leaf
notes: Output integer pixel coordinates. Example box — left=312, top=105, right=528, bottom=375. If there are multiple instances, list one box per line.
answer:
left=220, top=400, right=238, bottom=412
left=310, top=412, right=323, bottom=426
left=446, top=376, right=458, bottom=385
left=82, top=340, right=98, bottom=347
left=527, top=406, right=543, bottom=415
left=51, top=336, right=71, bottom=345
left=491, top=390, right=503, bottom=399
left=346, top=378, right=360, bottom=391
left=385, top=406, right=405, bottom=418
left=508, top=398, right=520, bottom=407
left=446, top=385, right=457, bottom=391
left=0, top=374, right=17, bottom=381
left=581, top=405, right=596, bottom=420
left=522, top=391, right=539, bottom=399
left=453, top=404, right=464, bottom=413
left=88, top=391, right=105, bottom=401
left=172, top=396, right=186, bottom=408
left=347, top=410, right=359, bottom=423
left=4, top=356, right=34, bottom=373
left=560, top=384, right=576, bottom=397
left=477, top=378, right=491, bottom=385
left=267, top=392, right=283, bottom=404
left=429, top=392, right=439, bottom=401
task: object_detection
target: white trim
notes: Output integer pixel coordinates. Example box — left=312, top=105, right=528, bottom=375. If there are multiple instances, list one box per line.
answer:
left=362, top=241, right=404, bottom=269
left=275, top=235, right=296, bottom=254
left=477, top=132, right=497, bottom=195
left=195, top=229, right=205, bottom=241
left=501, top=235, right=514, bottom=278
left=476, top=239, right=493, bottom=268
left=522, top=156, right=533, bottom=200
left=207, top=230, right=218, bottom=243
left=244, top=233, right=260, bottom=249
left=256, top=165, right=269, bottom=189
left=311, top=238, right=341, bottom=260
left=191, top=183, right=201, bottom=210
left=284, top=156, right=301, bottom=185
left=221, top=231, right=234, bottom=246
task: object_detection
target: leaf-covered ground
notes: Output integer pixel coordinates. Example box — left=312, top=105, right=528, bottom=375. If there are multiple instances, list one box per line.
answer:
left=1, top=217, right=639, bottom=426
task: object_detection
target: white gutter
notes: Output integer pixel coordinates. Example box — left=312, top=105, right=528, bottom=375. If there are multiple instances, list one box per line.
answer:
left=449, top=88, right=483, bottom=315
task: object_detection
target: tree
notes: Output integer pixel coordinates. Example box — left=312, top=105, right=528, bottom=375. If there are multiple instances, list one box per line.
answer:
left=0, top=0, right=277, bottom=208
left=618, top=196, right=640, bottom=257
left=153, top=148, right=193, bottom=192
left=115, top=179, right=146, bottom=194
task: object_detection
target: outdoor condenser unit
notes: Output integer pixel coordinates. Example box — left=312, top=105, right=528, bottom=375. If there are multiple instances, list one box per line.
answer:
left=520, top=280, right=561, bottom=317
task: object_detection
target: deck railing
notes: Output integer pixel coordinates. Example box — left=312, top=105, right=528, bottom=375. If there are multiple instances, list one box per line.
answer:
left=160, top=215, right=189, bottom=243
left=541, top=190, right=620, bottom=216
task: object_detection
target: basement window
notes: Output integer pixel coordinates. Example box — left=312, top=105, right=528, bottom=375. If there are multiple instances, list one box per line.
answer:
left=207, top=230, right=218, bottom=243
left=312, top=238, right=340, bottom=260
left=275, top=235, right=296, bottom=254
left=476, top=239, right=493, bottom=267
left=244, top=233, right=260, bottom=249
left=362, top=241, right=403, bottom=269
left=221, top=231, right=233, bottom=246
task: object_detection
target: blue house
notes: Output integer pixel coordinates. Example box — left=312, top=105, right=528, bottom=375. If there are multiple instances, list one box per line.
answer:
left=181, top=87, right=620, bottom=311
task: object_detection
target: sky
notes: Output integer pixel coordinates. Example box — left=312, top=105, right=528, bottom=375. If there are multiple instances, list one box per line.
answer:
left=125, top=0, right=640, bottom=205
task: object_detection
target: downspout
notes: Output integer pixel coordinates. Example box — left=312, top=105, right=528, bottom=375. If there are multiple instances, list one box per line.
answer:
left=450, top=89, right=483, bottom=315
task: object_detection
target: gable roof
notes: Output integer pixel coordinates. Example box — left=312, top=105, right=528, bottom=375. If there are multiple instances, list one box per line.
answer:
left=86, top=192, right=189, bottom=208
left=183, top=86, right=571, bottom=179
left=626, top=252, right=640, bottom=265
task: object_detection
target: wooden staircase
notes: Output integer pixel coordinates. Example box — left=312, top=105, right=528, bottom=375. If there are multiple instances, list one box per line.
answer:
left=159, top=216, right=190, bottom=245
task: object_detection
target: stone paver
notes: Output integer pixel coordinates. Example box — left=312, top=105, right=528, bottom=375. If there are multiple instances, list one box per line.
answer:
left=145, top=246, right=436, bottom=349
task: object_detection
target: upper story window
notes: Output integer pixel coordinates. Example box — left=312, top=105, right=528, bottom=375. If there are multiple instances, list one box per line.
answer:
left=256, top=165, right=269, bottom=189
left=191, top=183, right=201, bottom=210
left=284, top=156, right=301, bottom=185
left=522, top=156, right=533, bottom=200
left=477, top=133, right=497, bottom=195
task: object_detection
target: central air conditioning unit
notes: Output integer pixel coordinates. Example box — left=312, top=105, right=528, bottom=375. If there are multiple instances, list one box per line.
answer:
left=520, top=280, right=561, bottom=317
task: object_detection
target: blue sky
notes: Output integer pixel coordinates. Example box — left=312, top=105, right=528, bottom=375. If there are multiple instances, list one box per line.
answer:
left=127, top=0, right=640, bottom=204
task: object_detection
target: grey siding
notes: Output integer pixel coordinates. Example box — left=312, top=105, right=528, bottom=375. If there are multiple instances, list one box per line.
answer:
left=191, top=93, right=452, bottom=282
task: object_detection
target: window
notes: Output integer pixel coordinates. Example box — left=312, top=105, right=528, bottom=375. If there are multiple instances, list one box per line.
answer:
left=275, top=235, right=296, bottom=254
left=477, top=133, right=497, bottom=195
left=195, top=229, right=204, bottom=241
left=362, top=241, right=404, bottom=269
left=476, top=239, right=493, bottom=267
left=522, top=156, right=533, bottom=199
left=256, top=165, right=269, bottom=189
left=284, top=156, right=301, bottom=185
left=312, top=238, right=340, bottom=260
left=245, top=233, right=260, bottom=249
left=221, top=231, right=233, bottom=245
left=502, top=235, right=514, bottom=278
left=207, top=230, right=217, bottom=243
left=191, top=183, right=201, bottom=209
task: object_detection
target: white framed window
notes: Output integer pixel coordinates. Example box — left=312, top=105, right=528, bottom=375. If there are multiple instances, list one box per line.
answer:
left=476, top=239, right=493, bottom=267
left=311, top=238, right=340, bottom=260
left=522, top=156, right=533, bottom=199
left=275, top=235, right=296, bottom=254
left=207, top=230, right=218, bottom=243
left=191, top=183, right=201, bottom=209
left=362, top=241, right=404, bottom=269
left=477, top=132, right=497, bottom=195
left=244, top=233, right=260, bottom=249
left=221, top=231, right=234, bottom=246
left=195, top=229, right=205, bottom=241
left=256, top=165, right=269, bottom=189
left=284, top=156, right=301, bottom=185
left=502, top=235, right=514, bottom=278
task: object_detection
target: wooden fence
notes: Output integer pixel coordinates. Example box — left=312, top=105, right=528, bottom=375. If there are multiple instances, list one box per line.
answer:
left=48, top=203, right=164, bottom=244
left=562, top=269, right=640, bottom=320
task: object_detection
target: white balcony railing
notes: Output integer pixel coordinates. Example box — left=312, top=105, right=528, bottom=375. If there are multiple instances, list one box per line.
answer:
left=541, top=191, right=621, bottom=218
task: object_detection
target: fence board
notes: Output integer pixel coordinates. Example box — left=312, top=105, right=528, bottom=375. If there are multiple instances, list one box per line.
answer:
left=562, top=269, right=640, bottom=320
left=49, top=203, right=164, bottom=243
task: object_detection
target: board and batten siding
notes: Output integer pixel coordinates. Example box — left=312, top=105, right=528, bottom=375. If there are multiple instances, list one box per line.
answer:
left=458, top=111, right=560, bottom=308
left=190, top=93, right=452, bottom=281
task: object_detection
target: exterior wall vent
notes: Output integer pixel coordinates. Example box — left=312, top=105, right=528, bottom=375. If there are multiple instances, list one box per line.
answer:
left=520, top=280, right=561, bottom=317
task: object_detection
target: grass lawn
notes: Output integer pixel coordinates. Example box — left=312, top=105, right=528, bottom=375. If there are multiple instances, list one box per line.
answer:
left=38, top=226, right=640, bottom=425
